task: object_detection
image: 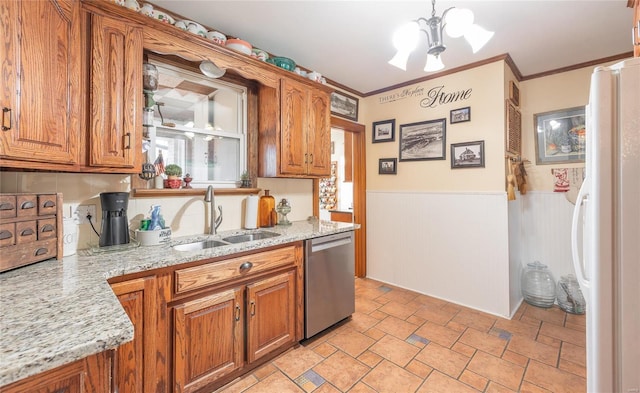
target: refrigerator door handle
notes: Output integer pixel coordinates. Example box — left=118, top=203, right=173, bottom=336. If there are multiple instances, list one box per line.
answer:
left=571, top=177, right=590, bottom=289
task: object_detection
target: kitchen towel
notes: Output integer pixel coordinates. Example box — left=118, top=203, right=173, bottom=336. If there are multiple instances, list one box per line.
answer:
left=244, top=195, right=259, bottom=229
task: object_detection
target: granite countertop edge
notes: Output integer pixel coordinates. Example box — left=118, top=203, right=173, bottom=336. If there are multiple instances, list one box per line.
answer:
left=0, top=220, right=358, bottom=387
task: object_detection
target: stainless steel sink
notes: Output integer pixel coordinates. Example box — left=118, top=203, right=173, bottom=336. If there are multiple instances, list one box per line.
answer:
left=173, top=239, right=230, bottom=251
left=222, top=231, right=281, bottom=244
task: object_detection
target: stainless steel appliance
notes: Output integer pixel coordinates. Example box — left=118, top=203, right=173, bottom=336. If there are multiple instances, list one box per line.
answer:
left=99, top=192, right=130, bottom=247
left=304, top=231, right=355, bottom=339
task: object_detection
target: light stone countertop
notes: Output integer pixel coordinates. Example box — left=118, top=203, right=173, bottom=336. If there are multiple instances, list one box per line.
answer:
left=0, top=220, right=358, bottom=387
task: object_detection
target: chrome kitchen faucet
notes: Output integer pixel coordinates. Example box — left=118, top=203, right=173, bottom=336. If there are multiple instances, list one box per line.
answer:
left=204, top=185, right=223, bottom=234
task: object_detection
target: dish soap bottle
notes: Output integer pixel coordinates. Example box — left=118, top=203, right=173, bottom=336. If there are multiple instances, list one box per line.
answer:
left=259, top=190, right=276, bottom=227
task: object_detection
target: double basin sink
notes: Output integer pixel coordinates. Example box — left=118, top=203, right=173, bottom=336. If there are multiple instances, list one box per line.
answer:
left=173, top=230, right=281, bottom=252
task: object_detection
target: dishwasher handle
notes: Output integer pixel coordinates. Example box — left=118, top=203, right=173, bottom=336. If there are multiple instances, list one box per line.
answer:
left=310, top=233, right=353, bottom=253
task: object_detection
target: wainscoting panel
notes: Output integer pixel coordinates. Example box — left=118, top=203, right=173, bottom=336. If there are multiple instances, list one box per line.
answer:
left=366, top=191, right=511, bottom=317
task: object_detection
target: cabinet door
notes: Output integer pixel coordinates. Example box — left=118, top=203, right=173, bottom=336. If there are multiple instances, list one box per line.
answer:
left=0, top=0, right=80, bottom=164
left=246, top=270, right=296, bottom=363
left=173, top=288, right=244, bottom=393
left=89, top=13, right=142, bottom=169
left=279, top=79, right=308, bottom=175
left=110, top=277, right=157, bottom=393
left=306, top=89, right=331, bottom=176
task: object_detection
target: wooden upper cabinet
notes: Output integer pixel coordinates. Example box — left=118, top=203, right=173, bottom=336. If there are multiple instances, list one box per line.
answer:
left=306, top=88, right=331, bottom=176
left=280, top=79, right=309, bottom=175
left=0, top=0, right=81, bottom=165
left=89, top=13, right=142, bottom=170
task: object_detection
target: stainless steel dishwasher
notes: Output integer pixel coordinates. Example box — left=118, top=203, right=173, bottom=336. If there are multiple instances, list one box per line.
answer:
left=304, top=231, right=355, bottom=339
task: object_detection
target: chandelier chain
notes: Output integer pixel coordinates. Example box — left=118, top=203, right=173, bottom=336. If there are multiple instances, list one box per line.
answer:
left=431, top=0, right=436, bottom=18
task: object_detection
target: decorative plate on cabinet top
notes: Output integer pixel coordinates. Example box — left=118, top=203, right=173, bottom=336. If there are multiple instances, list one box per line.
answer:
left=266, top=56, right=296, bottom=71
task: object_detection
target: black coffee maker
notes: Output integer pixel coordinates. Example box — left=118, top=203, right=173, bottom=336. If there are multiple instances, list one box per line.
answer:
left=99, top=192, right=130, bottom=247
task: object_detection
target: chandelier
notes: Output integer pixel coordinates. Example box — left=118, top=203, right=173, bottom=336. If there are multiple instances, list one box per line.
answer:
left=389, top=0, right=494, bottom=72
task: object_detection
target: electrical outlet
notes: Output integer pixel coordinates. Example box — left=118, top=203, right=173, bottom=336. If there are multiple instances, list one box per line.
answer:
left=76, top=204, right=97, bottom=224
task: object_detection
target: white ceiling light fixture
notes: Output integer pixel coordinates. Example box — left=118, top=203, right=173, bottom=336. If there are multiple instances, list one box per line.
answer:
left=389, top=0, right=494, bottom=72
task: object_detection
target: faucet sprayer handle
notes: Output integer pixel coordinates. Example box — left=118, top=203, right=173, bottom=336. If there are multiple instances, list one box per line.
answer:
left=215, top=205, right=223, bottom=229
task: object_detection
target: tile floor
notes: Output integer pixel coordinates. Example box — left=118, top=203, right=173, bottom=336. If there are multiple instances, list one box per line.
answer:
left=216, top=278, right=586, bottom=393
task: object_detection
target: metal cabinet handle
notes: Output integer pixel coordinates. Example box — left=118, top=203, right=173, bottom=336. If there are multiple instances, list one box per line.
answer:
left=40, top=224, right=55, bottom=233
left=34, top=247, right=48, bottom=256
left=0, top=202, right=14, bottom=211
left=239, top=261, right=253, bottom=271
left=0, top=230, right=12, bottom=240
left=2, top=107, right=11, bottom=131
left=43, top=200, right=55, bottom=208
left=235, top=304, right=241, bottom=321
left=20, top=201, right=35, bottom=210
left=20, top=228, right=34, bottom=236
left=304, top=153, right=308, bottom=164
left=250, top=300, right=255, bottom=316
left=309, top=153, right=313, bottom=164
left=124, top=132, right=131, bottom=149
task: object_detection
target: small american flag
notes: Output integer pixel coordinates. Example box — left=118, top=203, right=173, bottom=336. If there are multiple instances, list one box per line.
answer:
left=154, top=150, right=165, bottom=176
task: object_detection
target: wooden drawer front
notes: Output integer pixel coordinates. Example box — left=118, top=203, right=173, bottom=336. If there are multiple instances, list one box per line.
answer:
left=0, top=195, right=17, bottom=218
left=0, top=238, right=57, bottom=272
left=17, top=195, right=38, bottom=217
left=38, top=218, right=57, bottom=240
left=16, top=220, right=37, bottom=244
left=0, top=222, right=16, bottom=247
left=175, top=246, right=296, bottom=295
left=38, top=194, right=58, bottom=215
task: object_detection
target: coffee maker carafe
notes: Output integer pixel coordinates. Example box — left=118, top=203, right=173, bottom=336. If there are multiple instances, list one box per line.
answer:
left=99, top=192, right=130, bottom=247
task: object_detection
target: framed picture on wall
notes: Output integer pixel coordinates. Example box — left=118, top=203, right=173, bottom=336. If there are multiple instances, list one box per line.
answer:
left=399, top=118, right=446, bottom=161
left=451, top=141, right=485, bottom=169
left=534, top=106, right=586, bottom=164
left=378, top=158, right=397, bottom=174
left=330, top=91, right=359, bottom=121
left=509, top=81, right=520, bottom=107
left=372, top=119, right=395, bottom=143
left=450, top=107, right=471, bottom=124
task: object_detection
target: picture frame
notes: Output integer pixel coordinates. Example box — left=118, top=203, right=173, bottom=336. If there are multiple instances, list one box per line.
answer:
left=451, top=140, right=485, bottom=169
left=378, top=158, right=397, bottom=174
left=534, top=106, right=586, bottom=165
left=372, top=119, right=395, bottom=143
left=450, top=107, right=471, bottom=124
left=330, top=91, right=359, bottom=121
left=509, top=81, right=520, bottom=107
left=399, top=118, right=446, bottom=161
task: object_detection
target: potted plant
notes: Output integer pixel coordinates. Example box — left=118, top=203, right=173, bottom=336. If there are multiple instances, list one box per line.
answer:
left=164, top=164, right=182, bottom=189
left=240, top=171, right=251, bottom=188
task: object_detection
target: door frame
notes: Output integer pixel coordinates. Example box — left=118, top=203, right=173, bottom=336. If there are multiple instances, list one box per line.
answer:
left=313, top=116, right=367, bottom=277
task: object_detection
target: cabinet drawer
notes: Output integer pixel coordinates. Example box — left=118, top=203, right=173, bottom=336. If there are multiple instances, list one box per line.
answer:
left=38, top=194, right=58, bottom=215
left=175, top=246, right=296, bottom=294
left=17, top=195, right=38, bottom=217
left=0, top=238, right=57, bottom=272
left=0, top=222, right=16, bottom=247
left=0, top=195, right=17, bottom=218
left=38, top=218, right=57, bottom=240
left=16, top=220, right=37, bottom=244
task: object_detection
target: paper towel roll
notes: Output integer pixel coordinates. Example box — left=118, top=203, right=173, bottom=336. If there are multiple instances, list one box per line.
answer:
left=244, top=195, right=259, bottom=229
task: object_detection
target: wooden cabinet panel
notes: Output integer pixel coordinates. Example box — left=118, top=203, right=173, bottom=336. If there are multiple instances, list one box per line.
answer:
left=280, top=79, right=308, bottom=175
left=173, top=288, right=244, bottom=393
left=110, top=276, right=157, bottom=393
left=0, top=0, right=81, bottom=165
left=89, top=13, right=142, bottom=170
left=246, top=270, right=296, bottom=363
left=307, top=89, right=331, bottom=176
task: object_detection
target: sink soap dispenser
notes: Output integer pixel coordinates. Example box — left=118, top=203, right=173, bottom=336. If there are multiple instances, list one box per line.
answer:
left=259, top=190, right=276, bottom=227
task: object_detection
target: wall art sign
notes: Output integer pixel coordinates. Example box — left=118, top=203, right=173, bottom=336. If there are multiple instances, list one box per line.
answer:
left=534, top=106, right=585, bottom=164
left=378, top=158, right=397, bottom=174
left=331, top=91, right=359, bottom=121
left=399, top=118, right=446, bottom=161
left=450, top=107, right=471, bottom=124
left=377, top=85, right=472, bottom=109
left=451, top=140, right=485, bottom=169
left=372, top=119, right=395, bottom=143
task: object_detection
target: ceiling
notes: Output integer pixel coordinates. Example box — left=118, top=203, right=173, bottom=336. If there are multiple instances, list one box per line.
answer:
left=149, top=1, right=634, bottom=96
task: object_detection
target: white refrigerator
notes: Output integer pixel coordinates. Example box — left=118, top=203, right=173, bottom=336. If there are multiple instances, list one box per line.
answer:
left=572, top=57, right=640, bottom=393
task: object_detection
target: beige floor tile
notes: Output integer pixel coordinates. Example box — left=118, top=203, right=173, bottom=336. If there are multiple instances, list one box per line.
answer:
left=459, top=328, right=508, bottom=357
left=539, top=322, right=586, bottom=347
left=313, top=351, right=370, bottom=392
left=343, top=312, right=380, bottom=333
left=565, top=312, right=586, bottom=328
left=493, top=318, right=541, bottom=340
left=405, top=359, right=433, bottom=379
left=501, top=350, right=529, bottom=368
left=369, top=310, right=388, bottom=320
left=485, top=381, right=518, bottom=393
left=253, top=363, right=278, bottom=380
left=452, top=342, right=477, bottom=358
left=355, top=297, right=382, bottom=314
left=379, top=287, right=419, bottom=304
left=312, top=342, right=337, bottom=358
left=368, top=334, right=420, bottom=367
left=361, top=360, right=423, bottom=393
left=328, top=329, right=375, bottom=358
left=414, top=342, right=470, bottom=378
left=313, top=383, right=341, bottom=393
left=413, top=294, right=449, bottom=308
left=536, top=334, right=562, bottom=349
left=348, top=382, right=377, bottom=393
left=379, top=300, right=417, bottom=320
left=522, top=304, right=566, bottom=326
left=406, top=314, right=427, bottom=326
left=357, top=350, right=383, bottom=368
left=560, top=342, right=585, bottom=366
left=507, top=335, right=559, bottom=366
left=524, top=360, right=586, bottom=393
left=452, top=309, right=497, bottom=332
left=565, top=321, right=586, bottom=332
left=415, top=321, right=462, bottom=348
left=215, top=374, right=258, bottom=393
left=466, top=351, right=525, bottom=391
left=558, top=358, right=587, bottom=378
left=416, top=370, right=479, bottom=393
left=413, top=304, right=458, bottom=325
left=243, top=371, right=303, bottom=393
left=446, top=320, right=468, bottom=332
left=374, top=315, right=418, bottom=340
left=459, top=369, right=489, bottom=391
left=519, top=380, right=554, bottom=393
left=273, top=346, right=325, bottom=379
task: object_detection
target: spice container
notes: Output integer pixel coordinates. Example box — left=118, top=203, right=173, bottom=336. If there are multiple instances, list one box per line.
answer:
left=258, top=190, right=276, bottom=227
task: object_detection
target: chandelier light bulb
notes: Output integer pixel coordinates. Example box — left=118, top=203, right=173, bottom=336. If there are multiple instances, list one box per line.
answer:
left=464, top=24, right=494, bottom=53
left=424, top=54, right=445, bottom=72
left=392, top=21, right=420, bottom=51
left=389, top=50, right=412, bottom=71
left=445, top=8, right=474, bottom=38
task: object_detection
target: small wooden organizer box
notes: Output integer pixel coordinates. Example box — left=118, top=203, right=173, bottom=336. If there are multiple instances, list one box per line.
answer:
left=0, top=193, right=63, bottom=273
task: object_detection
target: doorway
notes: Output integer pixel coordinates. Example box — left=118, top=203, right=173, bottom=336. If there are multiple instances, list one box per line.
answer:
left=314, top=116, right=366, bottom=277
